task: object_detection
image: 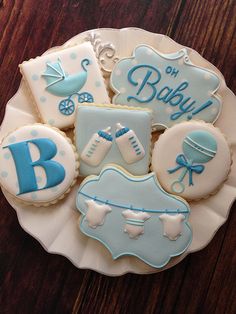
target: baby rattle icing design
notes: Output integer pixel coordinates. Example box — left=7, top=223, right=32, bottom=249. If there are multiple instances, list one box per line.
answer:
left=115, top=123, right=145, bottom=164
left=168, top=130, right=217, bottom=194
left=81, top=127, right=113, bottom=167
left=42, top=58, right=94, bottom=116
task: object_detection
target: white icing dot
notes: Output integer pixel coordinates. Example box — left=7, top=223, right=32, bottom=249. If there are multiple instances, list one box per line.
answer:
left=204, top=72, right=211, bottom=80
left=115, top=69, right=122, bottom=76
left=211, top=107, right=217, bottom=114
left=1, top=171, right=8, bottom=178
left=120, top=87, right=126, bottom=93
left=131, top=59, right=138, bottom=65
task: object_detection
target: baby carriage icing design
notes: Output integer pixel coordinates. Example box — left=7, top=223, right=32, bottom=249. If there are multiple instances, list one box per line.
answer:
left=42, top=58, right=94, bottom=116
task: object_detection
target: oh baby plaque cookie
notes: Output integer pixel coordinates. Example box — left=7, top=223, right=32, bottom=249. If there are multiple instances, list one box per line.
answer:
left=110, top=45, right=221, bottom=129
left=75, top=104, right=152, bottom=176
left=77, top=165, right=192, bottom=268
left=152, top=121, right=231, bottom=200
left=20, top=42, right=110, bottom=129
left=0, top=124, right=78, bottom=206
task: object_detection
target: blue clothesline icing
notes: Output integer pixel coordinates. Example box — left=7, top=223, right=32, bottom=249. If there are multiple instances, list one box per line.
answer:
left=78, top=191, right=189, bottom=213
left=76, top=166, right=192, bottom=269
left=111, top=45, right=221, bottom=129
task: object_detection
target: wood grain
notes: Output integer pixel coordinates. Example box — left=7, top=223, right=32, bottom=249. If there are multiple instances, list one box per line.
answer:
left=0, top=1, right=235, bottom=313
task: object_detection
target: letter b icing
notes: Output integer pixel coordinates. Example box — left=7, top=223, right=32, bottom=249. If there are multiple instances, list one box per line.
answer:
left=5, top=138, right=65, bottom=195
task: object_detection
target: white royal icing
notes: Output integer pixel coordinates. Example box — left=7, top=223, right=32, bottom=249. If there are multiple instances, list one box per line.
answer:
left=159, top=214, right=185, bottom=240
left=115, top=123, right=145, bottom=164
left=85, top=199, right=112, bottom=228
left=20, top=42, right=110, bottom=129
left=81, top=127, right=112, bottom=167
left=122, top=210, right=150, bottom=239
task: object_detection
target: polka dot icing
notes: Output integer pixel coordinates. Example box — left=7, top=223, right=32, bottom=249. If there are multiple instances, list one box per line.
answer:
left=59, top=150, right=66, bottom=156
left=48, top=119, right=55, bottom=126
left=30, top=130, right=38, bottom=137
left=1, top=171, right=8, bottom=178
left=40, top=96, right=46, bottom=103
left=95, top=81, right=101, bottom=88
left=32, top=74, right=39, bottom=81
left=4, top=152, right=11, bottom=160
left=70, top=52, right=77, bottom=60
left=31, top=192, right=37, bottom=200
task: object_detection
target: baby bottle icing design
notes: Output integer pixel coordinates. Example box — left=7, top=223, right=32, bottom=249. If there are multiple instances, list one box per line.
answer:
left=168, top=130, right=217, bottom=194
left=81, top=127, right=113, bottom=167
left=115, top=123, right=145, bottom=164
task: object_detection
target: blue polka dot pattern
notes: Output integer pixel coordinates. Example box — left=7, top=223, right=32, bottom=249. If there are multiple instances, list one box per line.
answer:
left=70, top=52, right=77, bottom=60
left=1, top=171, right=8, bottom=178
left=48, top=119, right=55, bottom=125
left=59, top=150, right=66, bottom=156
left=32, top=74, right=39, bottom=81
left=31, top=192, right=37, bottom=200
left=4, top=152, right=11, bottom=160
left=31, top=130, right=38, bottom=137
left=95, top=81, right=101, bottom=87
left=40, top=96, right=47, bottom=103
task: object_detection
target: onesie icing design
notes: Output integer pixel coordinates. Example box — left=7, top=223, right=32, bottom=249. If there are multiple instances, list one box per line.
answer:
left=76, top=166, right=192, bottom=268
left=111, top=45, right=221, bottom=128
left=20, top=42, right=109, bottom=129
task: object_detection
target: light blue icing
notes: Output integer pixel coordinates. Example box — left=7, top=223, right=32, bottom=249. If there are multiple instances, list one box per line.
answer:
left=32, top=74, right=39, bottom=81
left=4, top=152, right=11, bottom=160
left=40, top=96, right=47, bottom=103
left=75, top=105, right=152, bottom=176
left=168, top=130, right=217, bottom=193
left=1, top=171, right=8, bottom=178
left=42, top=58, right=90, bottom=97
left=70, top=52, right=77, bottom=60
left=4, top=138, right=65, bottom=195
left=111, top=45, right=221, bottom=128
left=76, top=166, right=192, bottom=268
left=30, top=130, right=38, bottom=137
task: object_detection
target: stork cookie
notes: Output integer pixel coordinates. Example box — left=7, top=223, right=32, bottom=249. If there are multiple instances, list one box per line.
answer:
left=152, top=121, right=231, bottom=200
left=75, top=104, right=152, bottom=176
left=20, top=42, right=109, bottom=129
left=0, top=124, right=78, bottom=206
left=110, top=45, right=221, bottom=129
left=76, top=165, right=192, bottom=268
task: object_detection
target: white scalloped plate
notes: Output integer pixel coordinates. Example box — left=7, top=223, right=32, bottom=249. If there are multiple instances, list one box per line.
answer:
left=1, top=28, right=236, bottom=275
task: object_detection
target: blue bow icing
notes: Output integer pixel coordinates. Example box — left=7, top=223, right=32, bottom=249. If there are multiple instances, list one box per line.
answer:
left=168, top=154, right=205, bottom=186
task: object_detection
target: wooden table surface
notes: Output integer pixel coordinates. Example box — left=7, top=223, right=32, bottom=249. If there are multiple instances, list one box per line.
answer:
left=0, top=1, right=236, bottom=313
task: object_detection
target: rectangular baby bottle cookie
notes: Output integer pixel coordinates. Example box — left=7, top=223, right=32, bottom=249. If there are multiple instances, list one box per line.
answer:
left=20, top=42, right=110, bottom=129
left=75, top=104, right=152, bottom=176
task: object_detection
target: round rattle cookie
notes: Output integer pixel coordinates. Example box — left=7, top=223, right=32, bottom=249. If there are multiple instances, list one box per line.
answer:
left=151, top=121, right=231, bottom=200
left=0, top=124, right=79, bottom=206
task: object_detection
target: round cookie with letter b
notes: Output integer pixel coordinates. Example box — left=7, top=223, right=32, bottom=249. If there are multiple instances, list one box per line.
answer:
left=151, top=121, right=231, bottom=200
left=0, top=124, right=79, bottom=206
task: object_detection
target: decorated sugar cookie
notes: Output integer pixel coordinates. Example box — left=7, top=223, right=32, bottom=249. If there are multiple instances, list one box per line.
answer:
left=152, top=121, right=231, bottom=200
left=0, top=124, right=78, bottom=206
left=75, top=104, right=152, bottom=176
left=110, top=45, right=221, bottom=129
left=20, top=42, right=109, bottom=129
left=76, top=165, right=192, bottom=268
